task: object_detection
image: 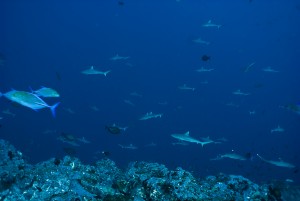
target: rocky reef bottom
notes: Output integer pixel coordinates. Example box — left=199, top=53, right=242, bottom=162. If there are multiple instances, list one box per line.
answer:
left=0, top=139, right=299, bottom=201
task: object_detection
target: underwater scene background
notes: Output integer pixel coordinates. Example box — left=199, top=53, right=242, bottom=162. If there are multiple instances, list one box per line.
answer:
left=1, top=0, right=299, bottom=186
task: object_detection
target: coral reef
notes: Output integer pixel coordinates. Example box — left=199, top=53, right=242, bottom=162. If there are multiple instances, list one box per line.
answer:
left=0, top=139, right=298, bottom=200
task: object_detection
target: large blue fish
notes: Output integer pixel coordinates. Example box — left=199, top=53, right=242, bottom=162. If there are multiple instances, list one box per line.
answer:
left=0, top=89, right=60, bottom=117
left=31, top=86, right=60, bottom=98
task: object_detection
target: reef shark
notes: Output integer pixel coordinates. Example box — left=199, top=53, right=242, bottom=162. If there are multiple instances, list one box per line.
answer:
left=262, top=66, right=279, bottom=73
left=139, top=112, right=163, bottom=120
left=232, top=89, right=250, bottom=96
left=193, top=37, right=210, bottom=45
left=171, top=131, right=212, bottom=147
left=2, top=108, right=16, bottom=117
left=271, top=125, right=284, bottom=133
left=81, top=66, right=111, bottom=76
left=178, top=84, right=195, bottom=91
left=118, top=144, right=138, bottom=150
left=211, top=153, right=247, bottom=161
left=110, top=54, right=130, bottom=61
left=257, top=154, right=295, bottom=168
left=196, top=67, right=215, bottom=72
left=202, top=20, right=222, bottom=29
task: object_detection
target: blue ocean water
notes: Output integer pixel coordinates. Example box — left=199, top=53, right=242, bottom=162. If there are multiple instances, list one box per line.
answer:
left=0, top=0, right=299, bottom=185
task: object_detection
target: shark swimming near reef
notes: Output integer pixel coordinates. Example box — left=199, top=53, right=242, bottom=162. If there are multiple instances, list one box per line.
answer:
left=118, top=144, right=138, bottom=150
left=262, top=66, right=279, bottom=73
left=139, top=112, right=163, bottom=120
left=211, top=153, right=247, bottom=161
left=196, top=67, right=215, bottom=72
left=110, top=54, right=130, bottom=61
left=171, top=131, right=213, bottom=147
left=171, top=131, right=201, bottom=144
left=178, top=84, right=195, bottom=91
left=81, top=66, right=111, bottom=76
left=271, top=125, right=284, bottom=133
left=193, top=37, right=210, bottom=45
left=202, top=20, right=222, bottom=29
left=232, top=89, right=250, bottom=96
left=2, top=108, right=16, bottom=117
left=257, top=154, right=295, bottom=168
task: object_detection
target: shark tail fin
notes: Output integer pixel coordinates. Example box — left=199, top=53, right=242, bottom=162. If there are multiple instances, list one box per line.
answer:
left=104, top=71, right=111, bottom=76
left=50, top=102, right=60, bottom=118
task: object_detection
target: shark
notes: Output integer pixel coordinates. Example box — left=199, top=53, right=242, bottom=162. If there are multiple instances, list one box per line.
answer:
left=178, top=84, right=195, bottom=91
left=262, top=66, right=279, bottom=73
left=130, top=91, right=143, bottom=97
left=199, top=136, right=217, bottom=146
left=2, top=108, right=16, bottom=117
left=216, top=137, right=228, bottom=142
left=144, top=142, right=157, bottom=147
left=112, top=123, right=128, bottom=131
left=171, top=131, right=211, bottom=147
left=232, top=89, right=250, bottom=96
left=196, top=67, right=215, bottom=72
left=202, top=20, right=222, bottom=29
left=193, top=37, right=210, bottom=45
left=139, top=112, right=163, bottom=120
left=257, top=154, right=295, bottom=169
left=249, top=110, right=256, bottom=115
left=211, top=153, right=247, bottom=161
left=226, top=102, right=240, bottom=108
left=124, top=99, right=135, bottom=107
left=77, top=137, right=91, bottom=144
left=57, top=133, right=80, bottom=147
left=172, top=141, right=189, bottom=146
left=280, top=103, right=300, bottom=115
left=118, top=144, right=138, bottom=150
left=271, top=125, right=284, bottom=133
left=81, top=66, right=111, bottom=76
left=243, top=62, right=255, bottom=72
left=110, top=54, right=130, bottom=61
left=63, top=107, right=75, bottom=114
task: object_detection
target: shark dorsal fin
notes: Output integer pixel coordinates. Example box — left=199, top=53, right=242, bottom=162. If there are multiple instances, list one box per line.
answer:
left=90, top=66, right=94, bottom=69
left=184, top=131, right=190, bottom=136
